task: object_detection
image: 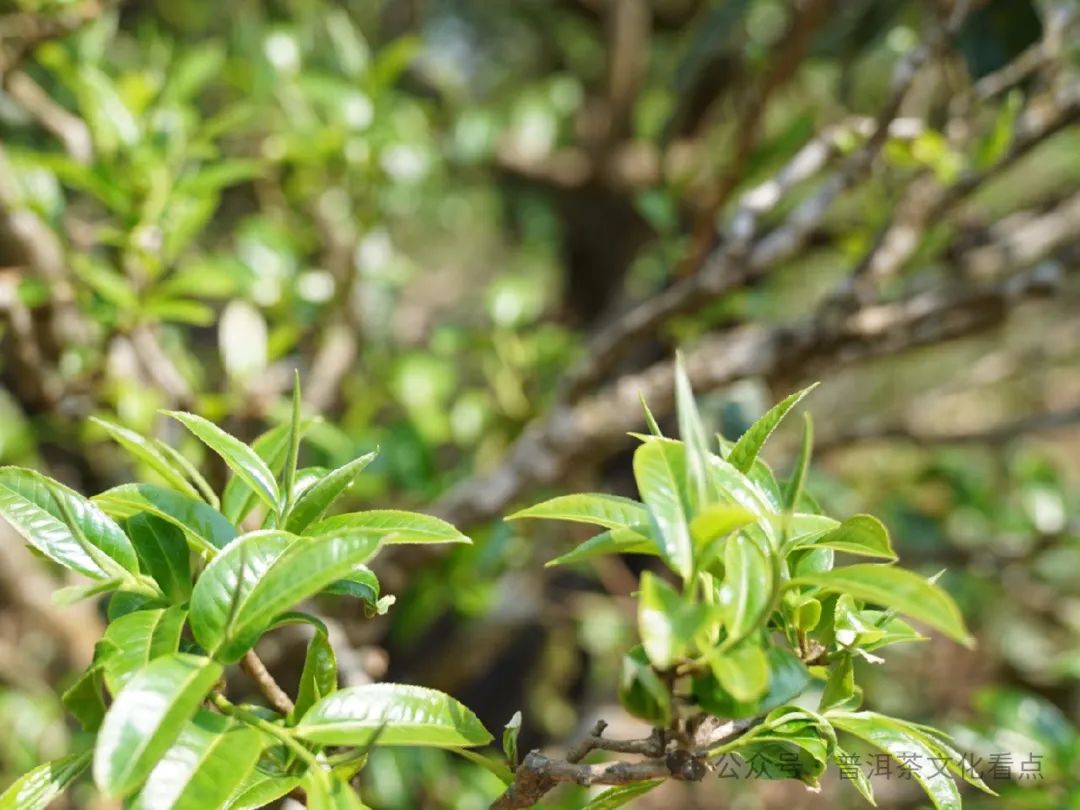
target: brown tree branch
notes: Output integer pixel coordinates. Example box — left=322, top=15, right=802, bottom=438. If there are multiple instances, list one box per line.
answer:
left=240, top=649, right=296, bottom=716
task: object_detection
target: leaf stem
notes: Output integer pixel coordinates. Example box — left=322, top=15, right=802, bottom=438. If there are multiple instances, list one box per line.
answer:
left=211, top=692, right=317, bottom=771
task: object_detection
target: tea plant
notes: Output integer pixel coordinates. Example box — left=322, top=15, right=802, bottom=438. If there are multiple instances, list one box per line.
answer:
left=0, top=380, right=491, bottom=809
left=495, top=359, right=993, bottom=809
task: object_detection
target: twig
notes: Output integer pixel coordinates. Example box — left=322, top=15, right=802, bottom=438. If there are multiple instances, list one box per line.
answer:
left=240, top=649, right=296, bottom=716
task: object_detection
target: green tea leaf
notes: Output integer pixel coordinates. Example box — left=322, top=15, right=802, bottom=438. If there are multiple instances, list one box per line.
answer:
left=509, top=493, right=650, bottom=531
left=638, top=571, right=715, bottom=669
left=0, top=750, right=90, bottom=810
left=93, top=653, right=223, bottom=797
left=502, top=711, right=522, bottom=767
left=618, top=646, right=671, bottom=725
left=819, top=654, right=857, bottom=711
left=284, top=451, right=377, bottom=532
left=91, top=417, right=201, bottom=498
left=717, top=533, right=772, bottom=642
left=708, top=643, right=770, bottom=703
left=127, top=513, right=192, bottom=603
left=323, top=565, right=381, bottom=605
left=694, top=647, right=810, bottom=721
left=132, top=711, right=264, bottom=810
left=583, top=779, right=664, bottom=808
left=674, top=353, right=711, bottom=510
left=802, top=515, right=896, bottom=560
left=62, top=665, right=107, bottom=732
left=728, top=384, right=817, bottom=474
left=295, top=683, right=492, bottom=748
left=165, top=411, right=280, bottom=513
left=789, top=565, right=973, bottom=647
left=224, top=771, right=301, bottom=810
left=308, top=510, right=469, bottom=545
left=829, top=711, right=962, bottom=810
left=189, top=530, right=382, bottom=662
left=545, top=526, right=657, bottom=567
left=100, top=605, right=187, bottom=695
left=221, top=424, right=295, bottom=525
left=291, top=620, right=337, bottom=723
left=782, top=413, right=813, bottom=511
left=633, top=438, right=693, bottom=578
left=0, top=467, right=138, bottom=581
left=94, top=484, right=236, bottom=556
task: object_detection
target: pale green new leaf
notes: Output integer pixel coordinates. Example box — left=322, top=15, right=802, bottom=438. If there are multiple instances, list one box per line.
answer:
left=100, top=605, right=187, bottom=695
left=782, top=413, right=813, bottom=511
left=284, top=451, right=377, bottom=532
left=583, top=779, right=664, bottom=809
left=224, top=771, right=301, bottom=810
left=674, top=353, right=710, bottom=510
left=509, top=493, right=650, bottom=531
left=91, top=417, right=201, bottom=498
left=717, top=533, right=772, bottom=643
left=0, top=750, right=90, bottom=810
left=93, top=653, right=223, bottom=797
left=165, top=411, right=280, bottom=512
left=308, top=510, right=470, bottom=545
left=189, top=530, right=382, bottom=662
left=545, top=526, right=657, bottom=567
left=132, top=711, right=264, bottom=810
left=221, top=424, right=294, bottom=524
left=708, top=644, right=770, bottom=703
left=94, top=484, right=236, bottom=556
left=789, top=565, right=973, bottom=647
left=633, top=438, right=693, bottom=578
left=728, top=384, right=817, bottom=474
left=296, top=683, right=492, bottom=748
left=291, top=620, right=338, bottom=723
left=805, top=515, right=896, bottom=560
left=638, top=571, right=715, bottom=669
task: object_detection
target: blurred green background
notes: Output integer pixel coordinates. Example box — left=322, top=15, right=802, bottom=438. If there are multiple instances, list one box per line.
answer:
left=0, top=0, right=1078, bottom=807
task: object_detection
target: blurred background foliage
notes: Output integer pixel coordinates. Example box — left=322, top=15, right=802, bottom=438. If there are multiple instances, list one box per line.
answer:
left=0, top=0, right=1079, bottom=807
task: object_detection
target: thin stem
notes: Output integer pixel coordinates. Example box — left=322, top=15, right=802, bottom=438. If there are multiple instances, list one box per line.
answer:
left=241, top=649, right=296, bottom=716
left=211, top=692, right=319, bottom=771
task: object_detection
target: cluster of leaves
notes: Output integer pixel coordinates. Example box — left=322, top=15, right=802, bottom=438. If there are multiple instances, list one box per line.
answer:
left=511, top=360, right=992, bottom=808
left=0, top=380, right=494, bottom=810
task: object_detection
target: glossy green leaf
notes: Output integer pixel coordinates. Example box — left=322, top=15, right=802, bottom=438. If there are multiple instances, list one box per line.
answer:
left=509, top=493, right=650, bottom=531
left=93, top=653, right=223, bottom=797
left=728, top=384, right=817, bottom=474
left=0, top=467, right=138, bottom=581
left=618, top=645, right=671, bottom=725
left=639, top=393, right=663, bottom=437
left=694, top=647, right=810, bottom=721
left=154, top=439, right=219, bottom=508
left=165, top=411, right=280, bottom=513
left=100, top=605, right=187, bottom=694
left=717, top=533, right=772, bottom=642
left=308, top=510, right=469, bottom=545
left=291, top=621, right=338, bottom=723
left=708, top=643, right=770, bottom=703
left=63, top=665, right=107, bottom=731
left=304, top=773, right=371, bottom=810
left=0, top=750, right=90, bottom=810
left=323, top=565, right=381, bottom=604
left=224, top=770, right=301, bottom=810
left=803, top=515, right=896, bottom=560
left=819, top=654, right=857, bottom=711
left=545, top=526, right=657, bottom=567
left=583, top=779, right=664, bottom=808
left=782, top=412, right=813, bottom=510
left=788, top=565, right=973, bottom=647
left=133, top=711, right=264, bottom=810
left=295, top=683, right=492, bottom=748
left=189, top=530, right=382, bottom=662
left=633, top=438, right=693, bottom=578
left=281, top=371, right=303, bottom=514
left=705, top=453, right=779, bottom=532
left=690, top=503, right=756, bottom=569
left=638, top=571, right=715, bottom=669
left=221, top=424, right=297, bottom=525
left=91, top=416, right=201, bottom=498
left=94, top=484, right=236, bottom=556
left=284, top=451, right=377, bottom=532
left=127, top=513, right=192, bottom=603
left=674, top=353, right=710, bottom=509
left=829, top=711, right=962, bottom=810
